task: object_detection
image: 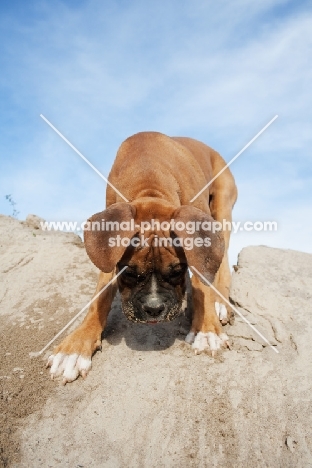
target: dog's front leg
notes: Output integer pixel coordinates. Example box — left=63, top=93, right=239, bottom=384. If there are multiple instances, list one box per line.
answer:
left=47, top=271, right=117, bottom=384
left=185, top=275, right=230, bottom=355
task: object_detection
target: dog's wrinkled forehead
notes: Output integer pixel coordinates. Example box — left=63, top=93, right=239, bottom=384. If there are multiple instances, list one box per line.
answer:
left=120, top=230, right=185, bottom=274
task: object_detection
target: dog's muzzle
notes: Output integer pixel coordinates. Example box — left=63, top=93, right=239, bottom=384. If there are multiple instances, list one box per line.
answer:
left=121, top=290, right=182, bottom=324
left=136, top=291, right=169, bottom=322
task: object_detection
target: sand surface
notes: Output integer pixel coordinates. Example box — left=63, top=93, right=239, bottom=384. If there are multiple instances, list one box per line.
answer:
left=1, top=214, right=311, bottom=467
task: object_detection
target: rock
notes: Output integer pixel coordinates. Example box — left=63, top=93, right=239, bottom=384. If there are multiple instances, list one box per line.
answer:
left=25, top=214, right=46, bottom=229
left=230, top=245, right=312, bottom=350
left=0, top=214, right=99, bottom=467
left=285, top=436, right=297, bottom=452
left=1, top=217, right=312, bottom=467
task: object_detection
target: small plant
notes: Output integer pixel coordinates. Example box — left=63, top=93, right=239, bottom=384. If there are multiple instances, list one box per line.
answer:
left=5, top=194, right=20, bottom=218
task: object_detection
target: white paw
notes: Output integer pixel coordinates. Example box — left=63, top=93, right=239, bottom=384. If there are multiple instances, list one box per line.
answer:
left=185, top=331, right=230, bottom=356
left=185, top=331, right=195, bottom=344
left=47, top=353, right=92, bottom=384
left=215, top=302, right=228, bottom=322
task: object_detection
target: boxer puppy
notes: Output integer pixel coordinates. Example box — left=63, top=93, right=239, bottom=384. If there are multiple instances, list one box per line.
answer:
left=47, top=132, right=237, bottom=383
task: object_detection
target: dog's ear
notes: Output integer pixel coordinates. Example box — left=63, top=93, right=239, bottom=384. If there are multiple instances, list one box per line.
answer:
left=172, top=205, right=224, bottom=284
left=84, top=203, right=137, bottom=273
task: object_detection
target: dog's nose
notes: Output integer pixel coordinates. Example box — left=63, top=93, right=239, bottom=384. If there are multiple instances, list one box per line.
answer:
left=143, top=303, right=165, bottom=317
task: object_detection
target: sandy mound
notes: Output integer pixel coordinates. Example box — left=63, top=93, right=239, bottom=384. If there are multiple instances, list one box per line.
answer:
left=0, top=215, right=311, bottom=467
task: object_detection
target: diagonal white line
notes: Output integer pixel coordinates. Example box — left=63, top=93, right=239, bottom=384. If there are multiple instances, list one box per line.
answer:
left=30, top=266, right=128, bottom=357
left=190, top=266, right=279, bottom=353
left=40, top=114, right=129, bottom=202
left=190, top=115, right=278, bottom=203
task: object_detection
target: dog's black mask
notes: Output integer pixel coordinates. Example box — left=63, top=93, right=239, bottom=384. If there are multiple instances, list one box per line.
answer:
left=117, top=261, right=188, bottom=323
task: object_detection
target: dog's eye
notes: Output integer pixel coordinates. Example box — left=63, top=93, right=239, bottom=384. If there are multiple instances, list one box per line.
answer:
left=122, top=269, right=137, bottom=279
left=171, top=264, right=187, bottom=274
left=121, top=268, right=145, bottom=282
left=168, top=264, right=187, bottom=281
left=170, top=269, right=184, bottom=278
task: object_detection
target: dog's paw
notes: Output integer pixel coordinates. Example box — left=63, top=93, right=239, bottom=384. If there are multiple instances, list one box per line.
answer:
left=215, top=302, right=227, bottom=323
left=185, top=331, right=196, bottom=344
left=46, top=328, right=102, bottom=384
left=47, top=353, right=92, bottom=384
left=215, top=302, right=235, bottom=325
left=185, top=331, right=230, bottom=356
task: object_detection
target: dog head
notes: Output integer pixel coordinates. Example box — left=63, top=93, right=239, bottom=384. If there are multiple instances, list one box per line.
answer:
left=84, top=198, right=224, bottom=323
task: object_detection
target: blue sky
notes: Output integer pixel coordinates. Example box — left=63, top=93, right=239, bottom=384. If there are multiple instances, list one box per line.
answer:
left=1, top=0, right=311, bottom=265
